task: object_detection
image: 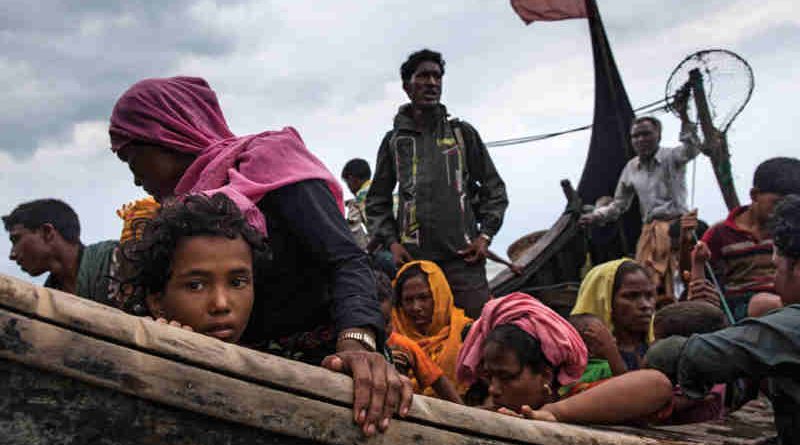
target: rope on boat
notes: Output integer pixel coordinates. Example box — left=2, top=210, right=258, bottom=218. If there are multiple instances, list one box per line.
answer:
left=485, top=96, right=672, bottom=148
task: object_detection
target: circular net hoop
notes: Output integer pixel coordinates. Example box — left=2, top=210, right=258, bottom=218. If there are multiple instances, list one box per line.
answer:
left=665, top=49, right=754, bottom=134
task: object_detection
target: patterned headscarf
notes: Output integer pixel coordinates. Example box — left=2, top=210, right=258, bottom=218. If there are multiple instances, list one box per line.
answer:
left=117, top=196, right=161, bottom=244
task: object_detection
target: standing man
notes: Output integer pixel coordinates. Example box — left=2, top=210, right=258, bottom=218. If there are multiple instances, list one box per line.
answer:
left=3, top=199, right=117, bottom=303
left=580, top=97, right=700, bottom=302
left=367, top=49, right=508, bottom=318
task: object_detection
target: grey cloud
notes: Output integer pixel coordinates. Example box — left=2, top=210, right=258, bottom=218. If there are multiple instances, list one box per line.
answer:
left=0, top=0, right=240, bottom=157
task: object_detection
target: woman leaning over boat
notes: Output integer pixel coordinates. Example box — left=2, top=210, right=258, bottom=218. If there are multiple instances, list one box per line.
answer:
left=108, top=76, right=410, bottom=437
left=457, top=292, right=673, bottom=424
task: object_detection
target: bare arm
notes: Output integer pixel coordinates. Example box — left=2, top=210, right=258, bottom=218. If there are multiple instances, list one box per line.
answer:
left=673, top=122, right=702, bottom=165
left=606, top=349, right=629, bottom=377
left=539, top=370, right=672, bottom=424
left=677, top=211, right=698, bottom=281
left=431, top=376, right=464, bottom=405
left=673, top=88, right=702, bottom=164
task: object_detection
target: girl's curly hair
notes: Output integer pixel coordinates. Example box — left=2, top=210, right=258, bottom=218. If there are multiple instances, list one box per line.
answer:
left=119, top=193, right=268, bottom=315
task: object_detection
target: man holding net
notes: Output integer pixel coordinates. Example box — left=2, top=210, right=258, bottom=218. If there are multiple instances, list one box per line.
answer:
left=580, top=91, right=700, bottom=304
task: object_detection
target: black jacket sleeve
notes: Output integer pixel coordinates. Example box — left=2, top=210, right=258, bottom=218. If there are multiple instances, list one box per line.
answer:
left=259, top=179, right=385, bottom=347
left=365, top=132, right=398, bottom=245
left=460, top=121, right=508, bottom=238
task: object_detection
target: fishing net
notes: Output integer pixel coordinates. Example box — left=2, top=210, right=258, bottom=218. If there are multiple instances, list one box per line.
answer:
left=665, top=49, right=755, bottom=134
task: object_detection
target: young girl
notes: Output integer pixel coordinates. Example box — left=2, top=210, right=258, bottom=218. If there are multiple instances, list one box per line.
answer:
left=121, top=193, right=266, bottom=344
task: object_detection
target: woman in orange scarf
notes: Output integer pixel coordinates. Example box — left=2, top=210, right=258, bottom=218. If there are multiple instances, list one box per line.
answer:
left=392, top=260, right=472, bottom=396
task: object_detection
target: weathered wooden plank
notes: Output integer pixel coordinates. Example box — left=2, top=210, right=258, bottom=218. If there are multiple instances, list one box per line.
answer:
left=0, top=308, right=531, bottom=445
left=601, top=400, right=777, bottom=445
left=490, top=212, right=578, bottom=295
left=0, top=273, right=663, bottom=445
left=0, top=359, right=319, bottom=445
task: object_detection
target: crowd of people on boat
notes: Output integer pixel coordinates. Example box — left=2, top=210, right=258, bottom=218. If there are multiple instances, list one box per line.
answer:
left=4, top=49, right=800, bottom=443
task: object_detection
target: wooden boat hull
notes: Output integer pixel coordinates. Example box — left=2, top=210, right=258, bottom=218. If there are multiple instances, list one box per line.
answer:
left=0, top=274, right=775, bottom=444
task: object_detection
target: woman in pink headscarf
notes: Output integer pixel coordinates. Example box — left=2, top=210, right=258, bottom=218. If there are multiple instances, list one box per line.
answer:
left=457, top=292, right=673, bottom=425
left=109, top=76, right=410, bottom=437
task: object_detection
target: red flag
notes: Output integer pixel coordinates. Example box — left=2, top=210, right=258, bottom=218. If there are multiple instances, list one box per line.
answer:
left=510, top=0, right=587, bottom=24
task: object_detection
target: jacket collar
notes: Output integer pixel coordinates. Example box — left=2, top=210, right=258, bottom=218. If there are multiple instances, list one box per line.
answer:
left=393, top=103, right=449, bottom=132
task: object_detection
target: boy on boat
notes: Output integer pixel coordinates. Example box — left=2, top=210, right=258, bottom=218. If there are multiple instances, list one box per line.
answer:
left=699, top=156, right=800, bottom=320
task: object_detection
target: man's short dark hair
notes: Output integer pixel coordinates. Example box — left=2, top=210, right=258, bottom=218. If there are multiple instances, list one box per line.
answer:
left=2, top=199, right=81, bottom=244
left=771, top=194, right=800, bottom=259
left=633, top=116, right=662, bottom=134
left=400, top=49, right=445, bottom=83
left=753, top=157, right=800, bottom=196
left=120, top=193, right=267, bottom=314
left=341, top=158, right=371, bottom=181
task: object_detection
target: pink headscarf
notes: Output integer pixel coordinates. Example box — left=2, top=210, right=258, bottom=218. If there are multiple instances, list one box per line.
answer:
left=456, top=292, right=587, bottom=387
left=109, top=76, right=343, bottom=234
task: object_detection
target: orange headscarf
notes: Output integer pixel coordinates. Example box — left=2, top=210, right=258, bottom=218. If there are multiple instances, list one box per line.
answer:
left=117, top=196, right=161, bottom=244
left=392, top=260, right=472, bottom=395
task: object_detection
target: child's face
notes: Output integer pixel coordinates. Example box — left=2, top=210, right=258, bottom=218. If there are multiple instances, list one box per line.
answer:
left=147, top=235, right=254, bottom=343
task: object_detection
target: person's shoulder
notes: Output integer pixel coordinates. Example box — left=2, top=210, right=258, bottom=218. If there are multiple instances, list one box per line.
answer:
left=618, top=157, right=638, bottom=177
left=379, top=129, right=395, bottom=143
left=772, top=304, right=800, bottom=315
left=86, top=240, right=119, bottom=253
left=701, top=221, right=725, bottom=242
left=450, top=118, right=480, bottom=135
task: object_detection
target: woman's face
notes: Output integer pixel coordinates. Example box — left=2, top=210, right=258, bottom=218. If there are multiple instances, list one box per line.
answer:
left=482, top=341, right=551, bottom=412
left=399, top=275, right=434, bottom=334
left=119, top=142, right=194, bottom=202
left=612, top=270, right=657, bottom=335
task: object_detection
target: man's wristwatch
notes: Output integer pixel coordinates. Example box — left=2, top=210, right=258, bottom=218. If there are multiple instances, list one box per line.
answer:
left=478, top=233, right=492, bottom=244
left=338, top=330, right=377, bottom=352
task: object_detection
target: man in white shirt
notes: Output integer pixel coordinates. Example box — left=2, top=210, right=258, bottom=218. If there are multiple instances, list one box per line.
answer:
left=580, top=95, right=700, bottom=301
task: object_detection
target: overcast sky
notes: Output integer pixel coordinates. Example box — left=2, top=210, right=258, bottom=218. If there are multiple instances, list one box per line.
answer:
left=2, top=0, right=798, bottom=283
